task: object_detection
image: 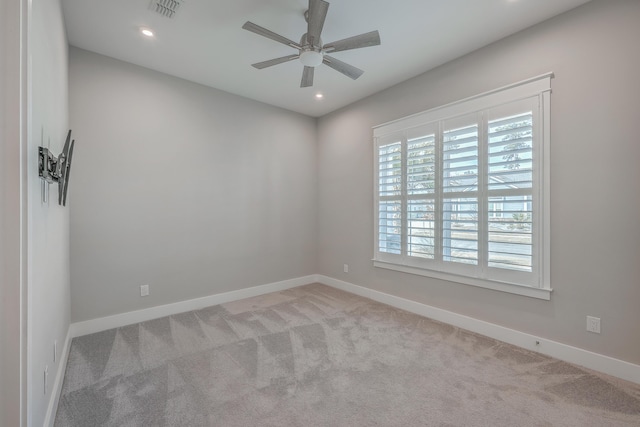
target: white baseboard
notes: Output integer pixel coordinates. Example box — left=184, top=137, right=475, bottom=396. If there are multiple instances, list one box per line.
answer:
left=316, top=275, right=640, bottom=385
left=43, top=328, right=73, bottom=427
left=63, top=273, right=640, bottom=387
left=69, top=275, right=317, bottom=338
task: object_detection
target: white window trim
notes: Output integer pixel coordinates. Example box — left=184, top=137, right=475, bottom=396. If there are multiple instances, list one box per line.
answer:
left=373, top=259, right=551, bottom=300
left=373, top=73, right=552, bottom=300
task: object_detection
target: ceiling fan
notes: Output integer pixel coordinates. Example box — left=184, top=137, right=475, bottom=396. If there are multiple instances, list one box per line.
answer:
left=242, top=0, right=381, bottom=88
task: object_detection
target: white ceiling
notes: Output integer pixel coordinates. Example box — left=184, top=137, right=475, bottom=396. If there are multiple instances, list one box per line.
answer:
left=61, top=0, right=592, bottom=117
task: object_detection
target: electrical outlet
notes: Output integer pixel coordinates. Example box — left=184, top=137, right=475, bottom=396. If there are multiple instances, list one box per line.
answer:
left=343, top=264, right=349, bottom=273
left=586, top=316, right=601, bottom=334
left=140, top=284, right=150, bottom=297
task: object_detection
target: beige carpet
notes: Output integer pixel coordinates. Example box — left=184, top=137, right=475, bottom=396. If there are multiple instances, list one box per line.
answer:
left=55, top=283, right=640, bottom=426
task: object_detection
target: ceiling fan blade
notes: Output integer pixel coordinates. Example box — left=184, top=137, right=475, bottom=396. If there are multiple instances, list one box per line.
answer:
left=323, top=55, right=364, bottom=80
left=242, top=21, right=301, bottom=49
left=307, top=0, right=329, bottom=47
left=323, top=30, right=381, bottom=53
left=301, top=66, right=315, bottom=87
left=252, top=54, right=299, bottom=69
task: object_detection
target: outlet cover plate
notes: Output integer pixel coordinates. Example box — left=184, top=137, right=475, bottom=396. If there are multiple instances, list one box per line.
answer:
left=586, top=316, right=601, bottom=333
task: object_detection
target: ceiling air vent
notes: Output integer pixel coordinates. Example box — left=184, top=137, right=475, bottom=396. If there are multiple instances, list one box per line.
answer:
left=149, top=0, right=184, bottom=19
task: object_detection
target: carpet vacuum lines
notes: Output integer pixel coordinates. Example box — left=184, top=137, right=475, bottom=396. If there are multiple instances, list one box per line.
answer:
left=54, top=284, right=640, bottom=426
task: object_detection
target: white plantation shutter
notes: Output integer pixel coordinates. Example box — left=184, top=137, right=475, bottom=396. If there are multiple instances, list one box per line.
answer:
left=442, top=118, right=479, bottom=266
left=373, top=74, right=552, bottom=299
left=487, top=112, right=533, bottom=190
left=442, top=197, right=478, bottom=265
left=442, top=122, right=478, bottom=193
left=407, top=134, right=436, bottom=195
left=487, top=108, right=534, bottom=273
left=378, top=142, right=402, bottom=197
left=379, top=200, right=402, bottom=254
left=487, top=195, right=532, bottom=272
left=378, top=141, right=402, bottom=255
left=407, top=132, right=436, bottom=259
left=408, top=199, right=435, bottom=258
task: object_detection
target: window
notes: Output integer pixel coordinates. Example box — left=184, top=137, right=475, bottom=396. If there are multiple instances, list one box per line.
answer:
left=374, top=74, right=551, bottom=299
left=488, top=199, right=504, bottom=219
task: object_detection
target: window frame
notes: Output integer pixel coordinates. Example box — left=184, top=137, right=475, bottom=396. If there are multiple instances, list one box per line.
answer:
left=373, top=74, right=552, bottom=300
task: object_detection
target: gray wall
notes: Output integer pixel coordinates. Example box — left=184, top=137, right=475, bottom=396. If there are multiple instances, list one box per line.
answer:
left=317, top=0, right=640, bottom=365
left=68, top=48, right=318, bottom=322
left=28, top=0, right=71, bottom=425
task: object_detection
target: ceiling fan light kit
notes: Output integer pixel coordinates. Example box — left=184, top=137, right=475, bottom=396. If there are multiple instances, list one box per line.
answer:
left=299, top=50, right=323, bottom=67
left=242, top=0, right=381, bottom=88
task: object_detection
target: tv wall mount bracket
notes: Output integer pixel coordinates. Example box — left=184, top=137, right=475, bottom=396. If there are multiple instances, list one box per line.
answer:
left=38, top=129, right=75, bottom=206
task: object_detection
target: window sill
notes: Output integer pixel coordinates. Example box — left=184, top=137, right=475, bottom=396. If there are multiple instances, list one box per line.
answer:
left=373, top=259, right=552, bottom=300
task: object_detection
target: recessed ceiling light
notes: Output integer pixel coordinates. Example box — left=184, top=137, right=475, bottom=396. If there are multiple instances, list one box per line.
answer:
left=140, top=28, right=154, bottom=38
left=315, top=93, right=324, bottom=99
